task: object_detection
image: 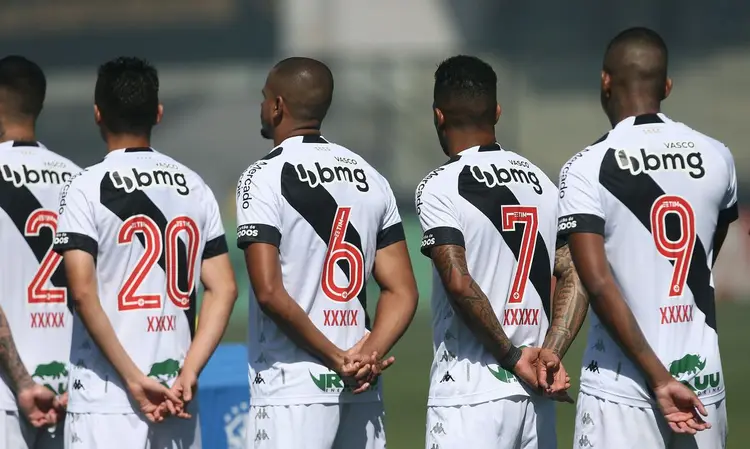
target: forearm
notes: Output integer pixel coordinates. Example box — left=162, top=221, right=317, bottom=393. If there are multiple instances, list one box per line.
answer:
left=0, top=307, right=33, bottom=393
left=75, top=297, right=142, bottom=384
left=259, top=292, right=343, bottom=370
left=361, top=289, right=417, bottom=357
left=543, top=264, right=589, bottom=358
left=589, top=294, right=671, bottom=387
left=183, top=288, right=237, bottom=376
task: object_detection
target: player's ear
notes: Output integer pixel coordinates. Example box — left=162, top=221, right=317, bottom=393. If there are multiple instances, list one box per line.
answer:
left=155, top=104, right=164, bottom=126
left=664, top=78, right=673, bottom=100
left=601, top=70, right=611, bottom=95
left=93, top=104, right=102, bottom=125
left=433, top=105, right=445, bottom=129
left=495, top=103, right=502, bottom=124
left=274, top=96, right=284, bottom=121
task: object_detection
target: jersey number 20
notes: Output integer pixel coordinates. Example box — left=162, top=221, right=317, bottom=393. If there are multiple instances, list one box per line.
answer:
left=25, top=209, right=66, bottom=303
left=650, top=195, right=696, bottom=297
left=321, top=207, right=364, bottom=302
left=117, top=215, right=200, bottom=311
left=501, top=205, right=539, bottom=304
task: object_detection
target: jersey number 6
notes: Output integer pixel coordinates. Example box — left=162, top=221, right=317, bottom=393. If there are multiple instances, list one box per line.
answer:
left=25, top=209, right=66, bottom=303
left=650, top=195, right=696, bottom=297
left=117, top=215, right=200, bottom=311
left=321, top=207, right=364, bottom=302
left=501, top=205, right=539, bottom=304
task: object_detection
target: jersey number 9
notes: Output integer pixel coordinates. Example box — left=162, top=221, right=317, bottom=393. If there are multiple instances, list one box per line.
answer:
left=650, top=195, right=696, bottom=297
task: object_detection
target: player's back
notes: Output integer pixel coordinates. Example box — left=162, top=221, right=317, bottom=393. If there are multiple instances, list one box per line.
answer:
left=237, top=135, right=402, bottom=405
left=54, top=147, right=225, bottom=413
left=557, top=113, right=736, bottom=407
left=0, top=140, right=79, bottom=410
left=416, top=143, right=559, bottom=406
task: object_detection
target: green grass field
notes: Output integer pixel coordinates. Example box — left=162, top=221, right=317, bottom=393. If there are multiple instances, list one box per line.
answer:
left=222, top=215, right=749, bottom=448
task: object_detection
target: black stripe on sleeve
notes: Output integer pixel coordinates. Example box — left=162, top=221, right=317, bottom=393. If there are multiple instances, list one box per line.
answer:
left=203, top=235, right=229, bottom=259
left=420, top=226, right=465, bottom=257
left=557, top=213, right=605, bottom=237
left=237, top=223, right=282, bottom=249
left=719, top=203, right=739, bottom=228
left=53, top=232, right=98, bottom=258
left=377, top=222, right=405, bottom=249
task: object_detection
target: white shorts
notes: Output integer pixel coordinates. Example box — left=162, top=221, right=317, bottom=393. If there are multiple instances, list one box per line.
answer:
left=574, top=392, right=727, bottom=449
left=1, top=411, right=64, bottom=449
left=64, top=410, right=201, bottom=449
left=426, top=395, right=557, bottom=449
left=246, top=402, right=386, bottom=449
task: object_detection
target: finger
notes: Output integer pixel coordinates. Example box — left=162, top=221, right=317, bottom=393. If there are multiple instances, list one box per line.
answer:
left=376, top=356, right=396, bottom=375
left=668, top=422, right=681, bottom=433
left=679, top=420, right=696, bottom=435
left=355, top=364, right=373, bottom=381
left=352, top=382, right=371, bottom=394
left=685, top=418, right=708, bottom=432
left=144, top=412, right=157, bottom=423
left=692, top=397, right=708, bottom=417
left=182, top=384, right=193, bottom=403
left=537, top=365, right=550, bottom=390
left=162, top=386, right=183, bottom=406
left=166, top=399, right=177, bottom=416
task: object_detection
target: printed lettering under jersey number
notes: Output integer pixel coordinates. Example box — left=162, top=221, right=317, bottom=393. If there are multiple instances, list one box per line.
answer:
left=501, top=205, right=538, bottom=304
left=321, top=207, right=364, bottom=302
left=650, top=195, right=696, bottom=297
left=25, top=209, right=66, bottom=303
left=117, top=215, right=200, bottom=311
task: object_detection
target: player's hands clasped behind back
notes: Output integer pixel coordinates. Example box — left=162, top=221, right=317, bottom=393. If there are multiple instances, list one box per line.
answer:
left=127, top=374, right=182, bottom=423
left=653, top=378, right=711, bottom=434
left=339, top=333, right=395, bottom=394
left=17, top=382, right=61, bottom=427
left=508, top=347, right=573, bottom=403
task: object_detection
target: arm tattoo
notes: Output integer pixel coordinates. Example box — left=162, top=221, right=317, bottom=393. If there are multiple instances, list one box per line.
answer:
left=0, top=306, right=33, bottom=393
left=544, top=245, right=589, bottom=357
left=431, top=245, right=515, bottom=363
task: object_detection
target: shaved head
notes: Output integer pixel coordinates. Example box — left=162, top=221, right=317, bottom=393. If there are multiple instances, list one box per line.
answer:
left=603, top=27, right=668, bottom=99
left=268, top=57, right=334, bottom=122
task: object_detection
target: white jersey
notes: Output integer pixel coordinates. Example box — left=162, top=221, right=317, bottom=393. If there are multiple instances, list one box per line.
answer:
left=235, top=135, right=405, bottom=406
left=416, top=143, right=559, bottom=407
left=557, top=113, right=738, bottom=408
left=52, top=147, right=228, bottom=413
left=0, top=140, right=79, bottom=411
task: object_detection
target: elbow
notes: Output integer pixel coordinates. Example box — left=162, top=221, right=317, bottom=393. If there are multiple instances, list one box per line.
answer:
left=444, top=278, right=472, bottom=303
left=253, top=285, right=281, bottom=311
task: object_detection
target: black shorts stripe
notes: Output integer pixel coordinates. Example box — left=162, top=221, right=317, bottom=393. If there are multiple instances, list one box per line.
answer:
left=0, top=175, right=70, bottom=312
left=420, top=226, right=465, bottom=257
left=457, top=166, right=552, bottom=319
left=599, top=148, right=716, bottom=331
left=280, top=162, right=371, bottom=329
left=377, top=222, right=406, bottom=250
left=203, top=235, right=229, bottom=259
left=100, top=173, right=197, bottom=338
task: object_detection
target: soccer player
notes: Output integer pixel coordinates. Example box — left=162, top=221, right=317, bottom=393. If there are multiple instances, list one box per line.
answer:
left=554, top=27, right=734, bottom=448
left=417, top=55, right=576, bottom=449
left=52, top=57, right=238, bottom=449
left=237, top=57, right=418, bottom=449
left=0, top=55, right=78, bottom=449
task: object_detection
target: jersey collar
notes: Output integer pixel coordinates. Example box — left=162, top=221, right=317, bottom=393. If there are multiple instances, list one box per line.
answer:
left=456, top=142, right=503, bottom=156
left=279, top=135, right=330, bottom=146
left=613, top=113, right=672, bottom=129
left=105, top=147, right=155, bottom=158
left=0, top=140, right=44, bottom=149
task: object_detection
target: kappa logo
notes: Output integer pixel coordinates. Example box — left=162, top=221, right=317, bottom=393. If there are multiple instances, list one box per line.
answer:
left=614, top=148, right=705, bottom=179
left=295, top=162, right=369, bottom=192
left=1, top=164, right=72, bottom=187
left=469, top=164, right=543, bottom=194
left=224, top=402, right=249, bottom=449
left=109, top=168, right=190, bottom=196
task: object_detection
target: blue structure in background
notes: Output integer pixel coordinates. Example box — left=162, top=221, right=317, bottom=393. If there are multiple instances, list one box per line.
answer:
left=198, top=344, right=249, bottom=449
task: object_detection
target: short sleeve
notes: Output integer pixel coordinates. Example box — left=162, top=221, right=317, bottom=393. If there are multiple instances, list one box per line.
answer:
left=53, top=177, right=98, bottom=257
left=415, top=186, right=465, bottom=257
left=718, top=150, right=738, bottom=227
left=377, top=179, right=405, bottom=250
left=236, top=162, right=282, bottom=249
left=557, top=153, right=606, bottom=237
left=202, top=186, right=229, bottom=259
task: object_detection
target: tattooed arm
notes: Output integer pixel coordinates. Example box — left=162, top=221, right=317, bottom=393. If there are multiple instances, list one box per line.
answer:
left=430, top=245, right=523, bottom=371
left=0, top=305, right=33, bottom=393
left=542, top=244, right=589, bottom=358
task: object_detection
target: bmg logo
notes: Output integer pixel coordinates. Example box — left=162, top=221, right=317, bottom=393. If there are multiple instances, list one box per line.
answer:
left=1, top=164, right=72, bottom=187
left=615, top=148, right=705, bottom=179
left=109, top=168, right=190, bottom=196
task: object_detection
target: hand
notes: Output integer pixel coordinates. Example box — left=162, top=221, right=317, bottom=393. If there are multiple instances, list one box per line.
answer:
left=536, top=349, right=574, bottom=403
left=127, top=376, right=182, bottom=423
left=339, top=334, right=395, bottom=394
left=17, top=383, right=58, bottom=428
left=653, top=379, right=711, bottom=434
left=511, top=347, right=542, bottom=389
left=56, top=391, right=69, bottom=414
left=166, top=370, right=197, bottom=419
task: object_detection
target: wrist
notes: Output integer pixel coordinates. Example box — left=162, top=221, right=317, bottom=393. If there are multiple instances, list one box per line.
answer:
left=325, top=349, right=346, bottom=372
left=499, top=345, right=522, bottom=371
left=13, top=375, right=34, bottom=394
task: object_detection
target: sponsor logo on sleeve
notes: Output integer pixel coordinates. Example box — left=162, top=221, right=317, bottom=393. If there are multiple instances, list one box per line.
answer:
left=237, top=161, right=269, bottom=209
left=557, top=216, right=578, bottom=232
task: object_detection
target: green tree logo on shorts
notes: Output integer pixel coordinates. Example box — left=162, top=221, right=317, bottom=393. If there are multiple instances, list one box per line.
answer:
left=148, top=359, right=180, bottom=387
left=32, top=361, right=68, bottom=394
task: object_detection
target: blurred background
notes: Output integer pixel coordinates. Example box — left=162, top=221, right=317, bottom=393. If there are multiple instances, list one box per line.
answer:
left=6, top=0, right=750, bottom=447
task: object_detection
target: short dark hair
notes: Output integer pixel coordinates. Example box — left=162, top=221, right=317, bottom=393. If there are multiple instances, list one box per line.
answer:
left=0, top=55, right=46, bottom=120
left=434, top=55, right=497, bottom=128
left=604, top=27, right=668, bottom=97
left=95, top=57, right=159, bottom=136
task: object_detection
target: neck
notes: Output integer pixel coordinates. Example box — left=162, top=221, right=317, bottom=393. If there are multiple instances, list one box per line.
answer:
left=105, top=133, right=151, bottom=153
left=0, top=122, right=36, bottom=143
left=607, top=93, right=661, bottom=127
left=273, top=122, right=321, bottom=147
left=443, top=127, right=496, bottom=158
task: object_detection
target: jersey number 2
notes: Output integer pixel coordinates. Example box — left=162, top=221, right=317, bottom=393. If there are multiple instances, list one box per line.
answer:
left=321, top=207, right=364, bottom=302
left=117, top=215, right=200, bottom=311
left=25, top=209, right=66, bottom=303
left=501, top=205, right=539, bottom=304
left=651, top=195, right=696, bottom=297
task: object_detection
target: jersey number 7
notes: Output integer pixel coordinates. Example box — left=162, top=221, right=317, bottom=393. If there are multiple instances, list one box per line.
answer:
left=501, top=205, right=539, bottom=304
left=117, top=215, right=200, bottom=311
left=650, top=195, right=696, bottom=297
left=25, top=209, right=66, bottom=303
